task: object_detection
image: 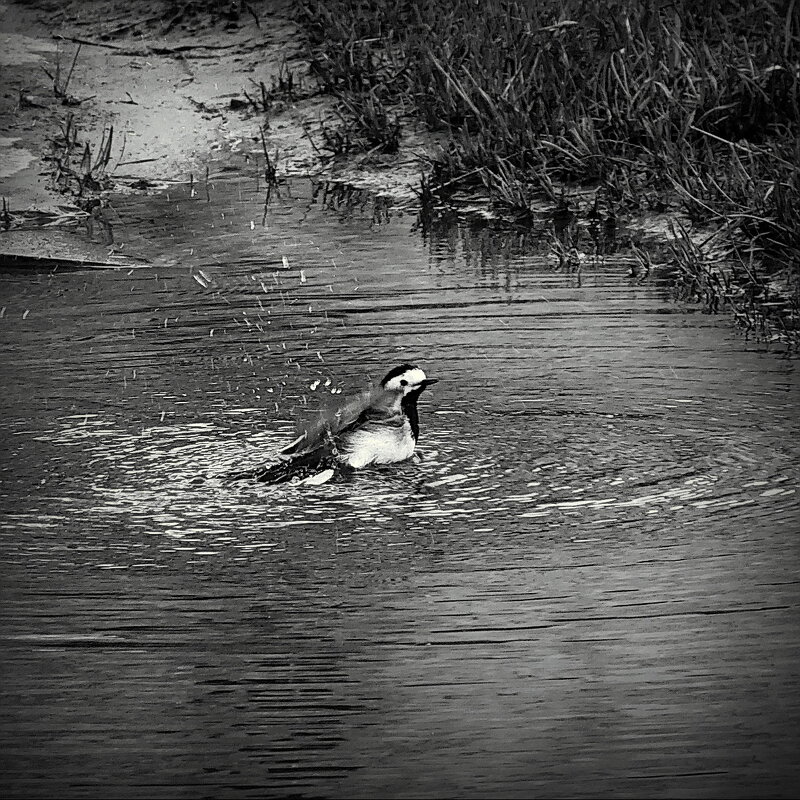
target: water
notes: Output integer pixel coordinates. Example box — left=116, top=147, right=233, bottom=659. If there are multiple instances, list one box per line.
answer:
left=1, top=176, right=799, bottom=798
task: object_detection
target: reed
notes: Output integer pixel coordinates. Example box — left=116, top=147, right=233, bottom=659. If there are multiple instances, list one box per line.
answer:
left=43, top=42, right=82, bottom=104
left=51, top=115, right=115, bottom=196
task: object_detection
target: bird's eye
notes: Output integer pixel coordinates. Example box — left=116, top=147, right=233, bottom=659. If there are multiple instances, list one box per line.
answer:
left=400, top=379, right=408, bottom=386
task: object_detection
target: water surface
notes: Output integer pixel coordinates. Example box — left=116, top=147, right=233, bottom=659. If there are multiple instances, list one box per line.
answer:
left=1, top=176, right=799, bottom=798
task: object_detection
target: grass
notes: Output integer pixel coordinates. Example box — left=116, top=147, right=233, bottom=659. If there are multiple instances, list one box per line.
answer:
left=50, top=113, right=115, bottom=197
left=42, top=42, right=84, bottom=105
left=297, top=0, right=799, bottom=347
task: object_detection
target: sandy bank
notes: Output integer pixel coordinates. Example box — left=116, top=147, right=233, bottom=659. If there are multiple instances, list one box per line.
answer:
left=0, top=0, right=430, bottom=260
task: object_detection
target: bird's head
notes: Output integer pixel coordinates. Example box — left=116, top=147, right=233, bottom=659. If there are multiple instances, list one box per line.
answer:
left=380, top=364, right=438, bottom=396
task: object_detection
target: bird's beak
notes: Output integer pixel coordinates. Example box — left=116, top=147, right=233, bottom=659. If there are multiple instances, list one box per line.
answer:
left=421, top=378, right=438, bottom=388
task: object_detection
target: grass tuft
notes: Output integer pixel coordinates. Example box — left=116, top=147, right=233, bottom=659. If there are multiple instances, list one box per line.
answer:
left=298, top=0, right=799, bottom=315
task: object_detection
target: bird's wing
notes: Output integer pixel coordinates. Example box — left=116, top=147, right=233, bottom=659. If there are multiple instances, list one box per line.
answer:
left=343, top=404, right=406, bottom=432
left=280, top=386, right=386, bottom=457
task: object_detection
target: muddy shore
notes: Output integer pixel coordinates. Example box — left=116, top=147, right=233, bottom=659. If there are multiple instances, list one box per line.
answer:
left=0, top=0, right=431, bottom=262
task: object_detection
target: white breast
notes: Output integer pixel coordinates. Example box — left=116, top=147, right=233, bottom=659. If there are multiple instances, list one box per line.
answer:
left=340, top=420, right=416, bottom=468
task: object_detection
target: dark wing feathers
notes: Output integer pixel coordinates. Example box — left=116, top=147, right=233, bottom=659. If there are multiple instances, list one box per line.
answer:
left=280, top=387, right=390, bottom=457
left=345, top=403, right=404, bottom=431
left=226, top=439, right=337, bottom=484
left=227, top=384, right=401, bottom=485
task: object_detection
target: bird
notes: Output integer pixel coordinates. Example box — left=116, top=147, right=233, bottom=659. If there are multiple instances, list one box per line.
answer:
left=229, top=364, right=438, bottom=485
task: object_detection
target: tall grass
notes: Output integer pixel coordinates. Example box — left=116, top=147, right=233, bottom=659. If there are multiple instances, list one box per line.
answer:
left=299, top=0, right=799, bottom=319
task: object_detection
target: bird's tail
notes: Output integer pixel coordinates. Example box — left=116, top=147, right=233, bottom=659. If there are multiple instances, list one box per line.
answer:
left=226, top=460, right=296, bottom=484
left=226, top=448, right=336, bottom=485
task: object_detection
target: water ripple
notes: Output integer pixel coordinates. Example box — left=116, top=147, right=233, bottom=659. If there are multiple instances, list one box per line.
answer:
left=2, top=176, right=799, bottom=798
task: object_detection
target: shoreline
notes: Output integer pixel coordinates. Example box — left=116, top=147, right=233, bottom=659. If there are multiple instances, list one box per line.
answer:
left=1, top=0, right=797, bottom=351
left=0, top=0, right=431, bottom=223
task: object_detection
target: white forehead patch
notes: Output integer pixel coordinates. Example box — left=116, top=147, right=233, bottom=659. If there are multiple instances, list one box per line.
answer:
left=384, top=367, right=427, bottom=391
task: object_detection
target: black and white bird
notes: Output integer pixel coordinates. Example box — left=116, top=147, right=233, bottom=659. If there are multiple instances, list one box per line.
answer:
left=230, top=364, right=437, bottom=485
